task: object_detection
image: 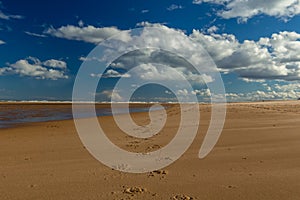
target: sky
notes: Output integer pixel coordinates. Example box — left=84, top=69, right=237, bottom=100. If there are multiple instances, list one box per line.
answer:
left=1, top=0, right=300, bottom=102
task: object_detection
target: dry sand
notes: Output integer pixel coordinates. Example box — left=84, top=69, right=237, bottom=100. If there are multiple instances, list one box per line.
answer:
left=1, top=101, right=300, bottom=199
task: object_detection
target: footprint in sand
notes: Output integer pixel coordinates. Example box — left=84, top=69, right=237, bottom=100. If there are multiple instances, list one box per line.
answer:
left=24, top=157, right=31, bottom=161
left=125, top=143, right=139, bottom=149
left=172, top=194, right=194, bottom=200
left=28, top=184, right=37, bottom=188
left=123, top=186, right=147, bottom=195
left=227, top=185, right=237, bottom=189
left=145, top=144, right=161, bottom=152
left=148, top=169, right=168, bottom=177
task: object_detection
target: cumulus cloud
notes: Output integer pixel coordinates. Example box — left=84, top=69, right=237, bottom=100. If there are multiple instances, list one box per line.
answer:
left=228, top=90, right=300, bottom=101
left=189, top=82, right=300, bottom=102
left=191, top=30, right=239, bottom=65
left=99, top=90, right=123, bottom=101
left=177, top=89, right=189, bottom=95
left=96, top=23, right=217, bottom=86
left=133, top=63, right=184, bottom=81
left=192, top=88, right=211, bottom=96
left=223, top=81, right=300, bottom=101
left=274, top=83, right=300, bottom=91
left=45, top=25, right=130, bottom=44
left=49, top=22, right=300, bottom=83
left=104, top=23, right=300, bottom=82
left=0, top=39, right=5, bottom=44
left=70, top=22, right=300, bottom=102
left=191, top=29, right=300, bottom=81
left=0, top=57, right=68, bottom=80
left=193, top=0, right=300, bottom=22
left=43, top=59, right=67, bottom=69
left=82, top=22, right=300, bottom=83
left=110, top=54, right=213, bottom=85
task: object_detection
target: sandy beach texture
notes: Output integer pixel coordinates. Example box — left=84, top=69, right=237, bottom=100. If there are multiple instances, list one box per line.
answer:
left=1, top=101, right=300, bottom=200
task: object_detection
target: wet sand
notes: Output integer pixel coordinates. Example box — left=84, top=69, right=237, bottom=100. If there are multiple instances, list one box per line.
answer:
left=1, top=101, right=300, bottom=199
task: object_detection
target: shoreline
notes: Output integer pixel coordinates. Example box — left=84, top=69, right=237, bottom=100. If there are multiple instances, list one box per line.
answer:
left=0, top=98, right=298, bottom=104
left=0, top=100, right=299, bottom=130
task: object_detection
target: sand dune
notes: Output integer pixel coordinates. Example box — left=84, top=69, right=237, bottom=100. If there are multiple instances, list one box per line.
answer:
left=1, top=101, right=300, bottom=199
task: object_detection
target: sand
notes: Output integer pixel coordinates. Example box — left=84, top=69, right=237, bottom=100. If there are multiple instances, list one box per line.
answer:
left=1, top=101, right=300, bottom=199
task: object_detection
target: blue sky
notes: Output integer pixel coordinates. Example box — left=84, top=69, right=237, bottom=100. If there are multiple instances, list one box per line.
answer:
left=1, top=0, right=300, bottom=101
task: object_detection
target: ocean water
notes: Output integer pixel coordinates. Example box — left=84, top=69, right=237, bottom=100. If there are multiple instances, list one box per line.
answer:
left=0, top=103, right=155, bottom=128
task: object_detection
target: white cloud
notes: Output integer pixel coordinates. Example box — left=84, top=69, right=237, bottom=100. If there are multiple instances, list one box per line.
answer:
left=105, top=69, right=130, bottom=78
left=78, top=20, right=84, bottom=27
left=43, top=59, right=67, bottom=69
left=192, top=89, right=211, bottom=96
left=177, top=89, right=189, bottom=95
left=165, top=90, right=172, bottom=95
left=193, top=0, right=228, bottom=5
left=79, top=56, right=87, bottom=61
left=85, top=22, right=300, bottom=82
left=111, top=91, right=123, bottom=101
left=97, top=22, right=217, bottom=86
left=136, top=21, right=168, bottom=27
left=167, top=4, right=184, bottom=11
left=0, top=39, right=5, bottom=45
left=45, top=25, right=130, bottom=44
left=90, top=73, right=102, bottom=78
left=72, top=23, right=300, bottom=102
left=207, top=25, right=219, bottom=33
left=90, top=69, right=130, bottom=78
left=274, top=83, right=300, bottom=92
left=0, top=10, right=23, bottom=20
left=110, top=62, right=125, bottom=68
left=0, top=67, right=5, bottom=74
left=241, top=78, right=265, bottom=83
left=191, top=30, right=239, bottom=64
left=0, top=57, right=68, bottom=80
left=24, top=31, right=47, bottom=38
left=193, top=0, right=202, bottom=4
left=224, top=82, right=300, bottom=101
left=99, top=90, right=123, bottom=101
left=129, top=63, right=213, bottom=84
left=141, top=9, right=149, bottom=13
left=63, top=22, right=300, bottom=83
left=134, top=63, right=184, bottom=81
left=82, top=23, right=300, bottom=82
left=194, top=0, right=300, bottom=22
left=191, top=29, right=300, bottom=81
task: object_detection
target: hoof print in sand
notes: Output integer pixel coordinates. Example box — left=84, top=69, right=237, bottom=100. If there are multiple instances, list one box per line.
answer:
left=172, top=194, right=194, bottom=200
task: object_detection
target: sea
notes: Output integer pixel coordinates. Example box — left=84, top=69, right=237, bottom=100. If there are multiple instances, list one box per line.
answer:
left=0, top=101, right=166, bottom=128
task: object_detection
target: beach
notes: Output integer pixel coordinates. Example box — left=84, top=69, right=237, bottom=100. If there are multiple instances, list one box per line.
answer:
left=1, top=101, right=300, bottom=199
